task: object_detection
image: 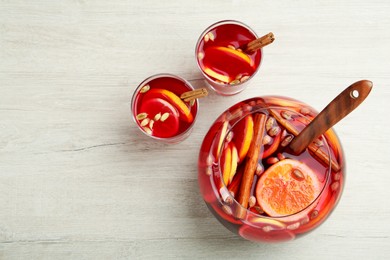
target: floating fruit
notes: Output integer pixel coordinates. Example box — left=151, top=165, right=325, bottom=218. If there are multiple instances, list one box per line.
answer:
left=203, top=67, right=230, bottom=83
left=142, top=89, right=193, bottom=123
left=139, top=98, right=179, bottom=138
left=220, top=143, right=238, bottom=186
left=221, top=145, right=232, bottom=186
left=229, top=144, right=239, bottom=184
left=249, top=216, right=286, bottom=228
left=232, top=114, right=254, bottom=162
left=202, top=46, right=255, bottom=83
left=256, top=159, right=321, bottom=217
left=210, top=46, right=254, bottom=67
left=212, top=121, right=229, bottom=159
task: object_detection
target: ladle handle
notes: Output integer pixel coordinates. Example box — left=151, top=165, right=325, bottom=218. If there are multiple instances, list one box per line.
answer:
left=289, top=80, right=373, bottom=155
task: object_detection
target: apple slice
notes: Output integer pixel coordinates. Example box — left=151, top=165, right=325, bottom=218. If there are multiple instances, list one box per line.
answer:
left=212, top=121, right=229, bottom=159
left=221, top=143, right=239, bottom=186
left=143, top=89, right=193, bottom=123
left=203, top=67, right=230, bottom=83
left=221, top=144, right=232, bottom=186
left=139, top=98, right=179, bottom=138
left=232, top=115, right=254, bottom=162
left=229, top=144, right=238, bottom=183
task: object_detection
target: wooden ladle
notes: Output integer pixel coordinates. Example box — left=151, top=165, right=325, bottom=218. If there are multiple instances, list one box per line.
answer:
left=289, top=80, right=373, bottom=155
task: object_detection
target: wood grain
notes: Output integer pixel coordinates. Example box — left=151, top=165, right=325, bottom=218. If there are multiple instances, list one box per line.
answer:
left=289, top=80, right=372, bottom=155
left=1, top=0, right=390, bottom=259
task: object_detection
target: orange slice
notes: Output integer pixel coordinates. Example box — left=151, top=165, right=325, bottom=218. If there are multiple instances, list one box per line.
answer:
left=202, top=46, right=255, bottom=83
left=144, top=89, right=193, bottom=123
left=256, top=159, right=321, bottom=217
left=214, top=46, right=254, bottom=67
left=203, top=67, right=230, bottom=83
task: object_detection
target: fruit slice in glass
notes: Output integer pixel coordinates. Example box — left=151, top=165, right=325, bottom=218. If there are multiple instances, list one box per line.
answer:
left=131, top=74, right=198, bottom=143
left=195, top=20, right=262, bottom=96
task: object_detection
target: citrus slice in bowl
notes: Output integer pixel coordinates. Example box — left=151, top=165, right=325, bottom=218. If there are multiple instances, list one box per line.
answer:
left=256, top=159, right=321, bottom=217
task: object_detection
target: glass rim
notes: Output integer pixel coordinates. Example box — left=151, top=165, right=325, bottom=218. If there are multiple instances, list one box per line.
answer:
left=215, top=106, right=332, bottom=220
left=130, top=73, right=199, bottom=143
left=194, top=19, right=263, bottom=88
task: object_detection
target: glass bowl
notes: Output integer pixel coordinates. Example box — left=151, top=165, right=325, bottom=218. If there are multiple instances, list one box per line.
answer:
left=198, top=96, right=345, bottom=242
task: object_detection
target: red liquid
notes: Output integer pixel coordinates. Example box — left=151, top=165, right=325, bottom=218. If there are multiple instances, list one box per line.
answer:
left=133, top=76, right=197, bottom=139
left=196, top=23, right=261, bottom=84
left=198, top=96, right=345, bottom=242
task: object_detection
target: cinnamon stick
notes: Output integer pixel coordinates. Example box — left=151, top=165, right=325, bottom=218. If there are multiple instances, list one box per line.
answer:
left=235, top=113, right=267, bottom=219
left=269, top=109, right=341, bottom=172
left=269, top=109, right=300, bottom=136
left=180, top=88, right=208, bottom=102
left=244, top=32, right=275, bottom=53
left=308, top=143, right=341, bottom=173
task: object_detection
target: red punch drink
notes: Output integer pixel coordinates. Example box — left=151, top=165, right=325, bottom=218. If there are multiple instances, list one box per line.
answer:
left=198, top=96, right=344, bottom=242
left=131, top=74, right=198, bottom=143
left=196, top=20, right=262, bottom=95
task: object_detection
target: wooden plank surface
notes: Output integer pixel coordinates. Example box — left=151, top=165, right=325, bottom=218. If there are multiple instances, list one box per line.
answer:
left=1, top=0, right=389, bottom=259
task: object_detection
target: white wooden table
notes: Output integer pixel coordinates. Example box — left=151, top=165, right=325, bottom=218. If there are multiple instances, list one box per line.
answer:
left=1, top=0, right=389, bottom=259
